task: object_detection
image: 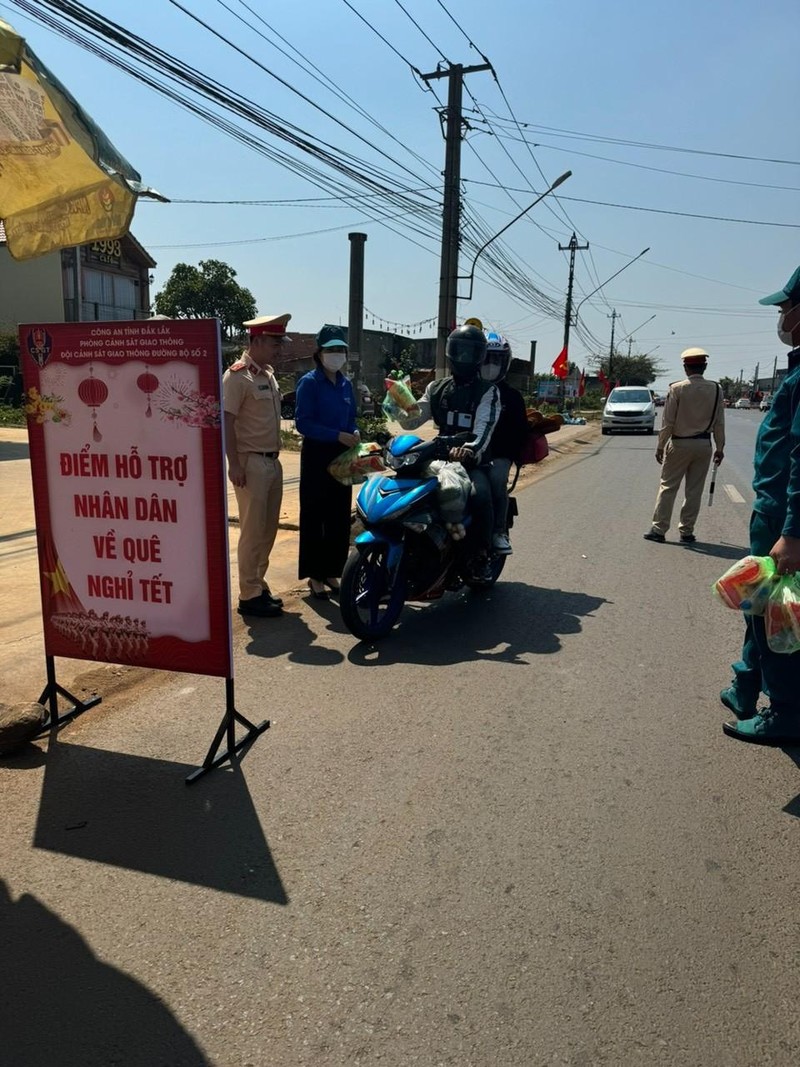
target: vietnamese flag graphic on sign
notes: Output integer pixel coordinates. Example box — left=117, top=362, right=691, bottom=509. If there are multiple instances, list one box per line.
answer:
left=578, top=368, right=586, bottom=397
left=551, top=347, right=568, bottom=380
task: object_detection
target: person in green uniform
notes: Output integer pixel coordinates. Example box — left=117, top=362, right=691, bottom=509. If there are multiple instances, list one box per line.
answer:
left=723, top=266, right=800, bottom=744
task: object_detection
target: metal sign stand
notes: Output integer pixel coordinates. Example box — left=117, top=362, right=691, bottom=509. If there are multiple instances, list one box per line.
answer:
left=185, top=678, right=269, bottom=785
left=35, top=654, right=102, bottom=734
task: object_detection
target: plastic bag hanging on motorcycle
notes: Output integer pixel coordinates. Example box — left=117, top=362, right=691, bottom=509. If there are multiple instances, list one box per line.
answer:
left=328, top=442, right=387, bottom=486
left=424, top=460, right=471, bottom=523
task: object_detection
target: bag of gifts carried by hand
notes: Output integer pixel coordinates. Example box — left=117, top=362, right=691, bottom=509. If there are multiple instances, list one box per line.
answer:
left=328, top=442, right=387, bottom=486
left=382, top=376, right=420, bottom=420
left=713, top=555, right=777, bottom=614
left=765, top=574, right=800, bottom=654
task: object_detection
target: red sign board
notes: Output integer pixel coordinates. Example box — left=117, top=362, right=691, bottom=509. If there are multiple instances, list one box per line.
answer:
left=19, top=319, right=232, bottom=678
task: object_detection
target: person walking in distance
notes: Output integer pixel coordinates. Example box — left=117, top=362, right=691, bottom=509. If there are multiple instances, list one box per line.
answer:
left=722, top=265, right=800, bottom=744
left=222, top=314, right=288, bottom=618
left=643, top=347, right=724, bottom=544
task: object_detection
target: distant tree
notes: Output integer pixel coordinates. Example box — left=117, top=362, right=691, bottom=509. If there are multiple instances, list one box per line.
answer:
left=592, top=351, right=666, bottom=386
left=153, top=259, right=257, bottom=339
left=719, top=375, right=739, bottom=399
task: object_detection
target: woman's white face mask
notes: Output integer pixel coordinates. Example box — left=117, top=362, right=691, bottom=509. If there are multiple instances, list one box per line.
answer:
left=777, top=313, right=794, bottom=346
left=480, top=361, right=502, bottom=382
left=322, top=351, right=347, bottom=372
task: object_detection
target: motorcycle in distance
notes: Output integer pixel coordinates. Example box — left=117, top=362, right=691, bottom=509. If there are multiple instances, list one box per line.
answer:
left=339, top=433, right=514, bottom=641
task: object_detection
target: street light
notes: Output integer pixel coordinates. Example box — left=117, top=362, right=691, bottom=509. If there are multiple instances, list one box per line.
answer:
left=458, top=171, right=572, bottom=301
left=573, top=246, right=650, bottom=323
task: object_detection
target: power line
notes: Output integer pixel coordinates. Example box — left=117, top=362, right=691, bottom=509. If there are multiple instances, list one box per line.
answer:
left=467, top=115, right=800, bottom=168
left=462, top=180, right=800, bottom=228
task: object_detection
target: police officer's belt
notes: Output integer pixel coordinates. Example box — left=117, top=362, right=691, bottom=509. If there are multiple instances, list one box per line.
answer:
left=250, top=451, right=280, bottom=458
left=672, top=433, right=711, bottom=440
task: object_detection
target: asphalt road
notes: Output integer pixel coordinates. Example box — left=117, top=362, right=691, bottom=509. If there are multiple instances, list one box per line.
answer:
left=4, top=417, right=800, bottom=1066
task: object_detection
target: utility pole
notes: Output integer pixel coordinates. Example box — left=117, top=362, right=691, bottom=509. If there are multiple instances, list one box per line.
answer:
left=752, top=361, right=760, bottom=398
left=608, top=309, right=619, bottom=382
left=558, top=232, right=589, bottom=404
left=347, top=232, right=367, bottom=395
left=529, top=340, right=537, bottom=401
left=771, top=354, right=778, bottom=392
left=422, top=61, right=491, bottom=377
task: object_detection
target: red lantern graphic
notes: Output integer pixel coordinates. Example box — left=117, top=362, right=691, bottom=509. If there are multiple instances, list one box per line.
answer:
left=136, top=369, right=159, bottom=417
left=77, top=367, right=109, bottom=441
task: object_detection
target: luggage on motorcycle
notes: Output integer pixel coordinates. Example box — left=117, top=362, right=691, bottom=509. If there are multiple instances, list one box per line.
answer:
left=327, top=442, right=387, bottom=485
left=518, top=429, right=549, bottom=466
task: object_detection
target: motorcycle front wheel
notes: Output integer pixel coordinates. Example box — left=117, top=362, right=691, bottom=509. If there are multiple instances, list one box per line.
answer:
left=340, top=544, right=407, bottom=640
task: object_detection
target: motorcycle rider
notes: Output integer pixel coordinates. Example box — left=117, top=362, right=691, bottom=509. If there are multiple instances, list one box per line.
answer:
left=398, top=324, right=500, bottom=579
left=480, top=332, right=528, bottom=555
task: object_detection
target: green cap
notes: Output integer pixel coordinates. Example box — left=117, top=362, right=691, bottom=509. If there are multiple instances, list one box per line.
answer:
left=759, top=265, right=800, bottom=306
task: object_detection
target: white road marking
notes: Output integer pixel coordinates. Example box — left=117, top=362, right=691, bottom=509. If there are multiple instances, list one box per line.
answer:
left=724, top=484, right=745, bottom=504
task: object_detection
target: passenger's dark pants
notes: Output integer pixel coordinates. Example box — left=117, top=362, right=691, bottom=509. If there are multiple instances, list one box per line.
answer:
left=488, top=457, right=512, bottom=533
left=298, top=439, right=353, bottom=581
left=467, top=465, right=493, bottom=553
left=732, top=511, right=800, bottom=718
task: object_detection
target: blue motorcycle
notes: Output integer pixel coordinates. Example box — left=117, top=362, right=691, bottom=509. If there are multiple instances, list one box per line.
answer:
left=339, top=434, right=511, bottom=640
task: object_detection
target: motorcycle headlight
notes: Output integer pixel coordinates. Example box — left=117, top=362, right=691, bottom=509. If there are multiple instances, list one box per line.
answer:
left=386, top=452, right=417, bottom=470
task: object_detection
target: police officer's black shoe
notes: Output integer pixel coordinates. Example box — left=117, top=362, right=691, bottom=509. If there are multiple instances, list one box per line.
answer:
left=238, top=596, right=282, bottom=618
left=643, top=530, right=666, bottom=543
left=679, top=533, right=696, bottom=544
left=262, top=589, right=284, bottom=607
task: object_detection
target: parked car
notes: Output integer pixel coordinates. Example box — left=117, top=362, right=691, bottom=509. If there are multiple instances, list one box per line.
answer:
left=601, top=386, right=656, bottom=435
left=733, top=397, right=751, bottom=410
left=653, top=393, right=666, bottom=407
left=759, top=395, right=773, bottom=412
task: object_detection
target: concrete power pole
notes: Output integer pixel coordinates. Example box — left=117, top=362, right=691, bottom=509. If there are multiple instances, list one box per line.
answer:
left=348, top=232, right=367, bottom=393
left=421, top=61, right=491, bottom=377
left=608, top=309, right=619, bottom=381
left=558, top=232, right=588, bottom=403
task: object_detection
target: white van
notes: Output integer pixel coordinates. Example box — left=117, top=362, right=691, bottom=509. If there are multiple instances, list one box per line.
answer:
left=602, top=386, right=656, bottom=435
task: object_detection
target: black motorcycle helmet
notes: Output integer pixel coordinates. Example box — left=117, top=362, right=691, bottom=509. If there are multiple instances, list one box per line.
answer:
left=446, top=324, right=487, bottom=381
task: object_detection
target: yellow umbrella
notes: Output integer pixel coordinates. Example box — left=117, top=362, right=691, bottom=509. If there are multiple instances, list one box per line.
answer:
left=0, top=18, right=163, bottom=260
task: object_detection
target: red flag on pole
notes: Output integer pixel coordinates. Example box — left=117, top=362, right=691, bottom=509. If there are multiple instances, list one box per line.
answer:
left=551, top=347, right=568, bottom=380
left=598, top=369, right=611, bottom=396
left=578, top=368, right=586, bottom=397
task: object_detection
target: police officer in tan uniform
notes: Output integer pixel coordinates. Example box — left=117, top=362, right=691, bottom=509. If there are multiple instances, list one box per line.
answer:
left=223, top=314, right=288, bottom=617
left=643, top=347, right=725, bottom=544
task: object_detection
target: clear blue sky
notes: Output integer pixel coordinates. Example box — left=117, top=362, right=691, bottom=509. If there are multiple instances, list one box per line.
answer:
left=3, top=0, right=797, bottom=390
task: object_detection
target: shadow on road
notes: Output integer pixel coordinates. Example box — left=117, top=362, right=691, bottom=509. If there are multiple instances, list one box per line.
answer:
left=675, top=541, right=749, bottom=561
left=347, top=581, right=609, bottom=666
left=242, top=603, right=346, bottom=666
left=0, top=879, right=209, bottom=1067
left=34, top=738, right=288, bottom=903
left=0, top=440, right=29, bottom=462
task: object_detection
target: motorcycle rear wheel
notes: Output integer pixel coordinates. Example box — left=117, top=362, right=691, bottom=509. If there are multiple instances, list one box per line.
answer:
left=464, top=553, right=506, bottom=589
left=340, top=545, right=407, bottom=640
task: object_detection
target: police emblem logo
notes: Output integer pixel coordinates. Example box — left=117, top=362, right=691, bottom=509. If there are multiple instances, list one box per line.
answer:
left=27, top=327, right=53, bottom=368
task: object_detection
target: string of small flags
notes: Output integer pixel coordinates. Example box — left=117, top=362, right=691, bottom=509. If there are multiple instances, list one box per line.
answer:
left=364, top=307, right=437, bottom=336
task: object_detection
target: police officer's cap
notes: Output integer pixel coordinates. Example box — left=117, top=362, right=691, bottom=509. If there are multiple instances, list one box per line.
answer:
left=243, top=313, right=291, bottom=338
left=681, top=346, right=709, bottom=366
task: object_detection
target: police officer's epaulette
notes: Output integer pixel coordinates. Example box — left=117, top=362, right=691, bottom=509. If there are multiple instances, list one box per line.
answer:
left=230, top=360, right=247, bottom=371
left=669, top=380, right=681, bottom=387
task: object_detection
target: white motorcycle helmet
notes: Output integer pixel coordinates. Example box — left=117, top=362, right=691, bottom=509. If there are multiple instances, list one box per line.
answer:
left=481, top=332, right=512, bottom=382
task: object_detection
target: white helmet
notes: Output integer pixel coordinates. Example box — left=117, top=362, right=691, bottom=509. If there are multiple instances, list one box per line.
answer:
left=481, top=331, right=512, bottom=382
